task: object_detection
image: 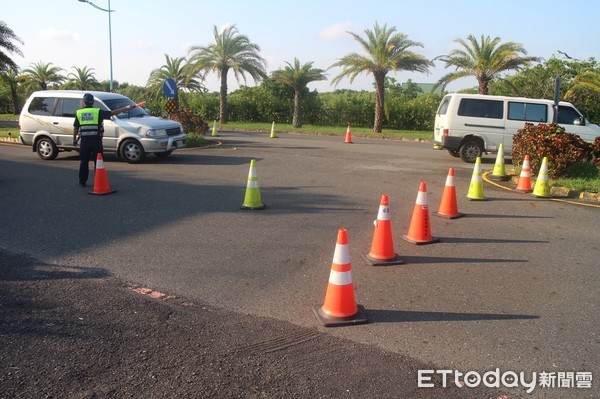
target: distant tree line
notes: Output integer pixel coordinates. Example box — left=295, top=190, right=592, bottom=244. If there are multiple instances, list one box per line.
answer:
left=2, top=20, right=599, bottom=131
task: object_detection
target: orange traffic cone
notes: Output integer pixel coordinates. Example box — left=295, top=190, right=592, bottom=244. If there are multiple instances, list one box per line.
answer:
left=313, top=229, right=368, bottom=327
left=516, top=155, right=533, bottom=193
left=402, top=182, right=439, bottom=245
left=344, top=125, right=353, bottom=143
left=433, top=168, right=464, bottom=219
left=364, top=194, right=403, bottom=265
left=89, top=153, right=116, bottom=195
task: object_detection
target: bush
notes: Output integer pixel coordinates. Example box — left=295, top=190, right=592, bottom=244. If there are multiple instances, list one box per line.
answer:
left=593, top=136, right=600, bottom=171
left=512, top=123, right=593, bottom=178
left=168, top=108, right=209, bottom=135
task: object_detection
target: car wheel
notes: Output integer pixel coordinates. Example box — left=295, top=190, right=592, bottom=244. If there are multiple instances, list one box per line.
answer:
left=119, top=139, right=145, bottom=164
left=36, top=137, right=58, bottom=160
left=459, top=139, right=483, bottom=163
left=447, top=149, right=460, bottom=157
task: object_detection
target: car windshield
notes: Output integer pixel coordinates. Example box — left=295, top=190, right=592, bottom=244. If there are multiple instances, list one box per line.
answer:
left=103, top=98, right=149, bottom=118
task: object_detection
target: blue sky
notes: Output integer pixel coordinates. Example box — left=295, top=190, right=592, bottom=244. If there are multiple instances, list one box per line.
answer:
left=4, top=0, right=599, bottom=93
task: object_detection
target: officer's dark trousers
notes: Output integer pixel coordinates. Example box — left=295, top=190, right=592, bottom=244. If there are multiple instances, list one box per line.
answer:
left=79, top=136, right=103, bottom=185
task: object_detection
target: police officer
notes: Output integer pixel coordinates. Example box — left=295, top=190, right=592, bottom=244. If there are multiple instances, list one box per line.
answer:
left=73, top=93, right=135, bottom=187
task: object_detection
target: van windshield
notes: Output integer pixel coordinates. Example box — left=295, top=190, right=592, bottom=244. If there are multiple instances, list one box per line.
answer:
left=103, top=98, right=149, bottom=118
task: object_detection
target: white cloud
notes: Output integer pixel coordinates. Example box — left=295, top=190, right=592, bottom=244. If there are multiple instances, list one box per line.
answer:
left=320, top=21, right=354, bottom=41
left=39, top=29, right=82, bottom=43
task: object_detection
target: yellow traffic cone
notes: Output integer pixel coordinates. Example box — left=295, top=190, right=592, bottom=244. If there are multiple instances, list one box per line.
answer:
left=491, top=144, right=510, bottom=181
left=466, top=157, right=487, bottom=200
left=211, top=120, right=219, bottom=137
left=532, top=157, right=551, bottom=198
left=270, top=121, right=277, bottom=138
left=241, top=159, right=265, bottom=210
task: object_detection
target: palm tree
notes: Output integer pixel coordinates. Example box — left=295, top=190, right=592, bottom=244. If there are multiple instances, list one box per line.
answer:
left=64, top=66, right=98, bottom=90
left=566, top=71, right=600, bottom=96
left=329, top=22, right=431, bottom=133
left=188, top=24, right=267, bottom=123
left=0, top=68, right=22, bottom=114
left=434, top=34, right=539, bottom=95
left=0, top=21, right=24, bottom=73
left=271, top=58, right=327, bottom=128
left=21, top=61, right=65, bottom=91
left=146, top=54, right=205, bottom=108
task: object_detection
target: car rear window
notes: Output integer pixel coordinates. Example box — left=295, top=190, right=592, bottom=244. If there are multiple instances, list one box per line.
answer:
left=458, top=98, right=503, bottom=119
left=436, top=97, right=451, bottom=115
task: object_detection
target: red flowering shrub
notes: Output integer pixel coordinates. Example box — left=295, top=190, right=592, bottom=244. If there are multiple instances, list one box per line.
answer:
left=168, top=108, right=209, bottom=135
left=512, top=123, right=593, bottom=178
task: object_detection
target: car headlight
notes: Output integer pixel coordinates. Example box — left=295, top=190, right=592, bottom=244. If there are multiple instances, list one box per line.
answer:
left=145, top=129, right=167, bottom=138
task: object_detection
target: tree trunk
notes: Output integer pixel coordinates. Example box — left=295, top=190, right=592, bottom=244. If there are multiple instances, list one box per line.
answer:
left=478, top=79, right=489, bottom=95
left=373, top=73, right=385, bottom=133
left=292, top=89, right=302, bottom=128
left=219, top=69, right=229, bottom=124
left=10, top=85, right=20, bottom=114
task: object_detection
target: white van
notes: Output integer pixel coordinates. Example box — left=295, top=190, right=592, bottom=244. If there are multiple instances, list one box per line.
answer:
left=433, top=93, right=600, bottom=162
left=19, top=90, right=186, bottom=163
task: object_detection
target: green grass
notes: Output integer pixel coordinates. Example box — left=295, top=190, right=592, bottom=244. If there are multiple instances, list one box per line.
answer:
left=551, top=162, right=600, bottom=193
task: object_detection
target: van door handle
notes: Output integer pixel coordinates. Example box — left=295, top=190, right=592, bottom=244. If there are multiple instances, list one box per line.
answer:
left=53, top=122, right=59, bottom=125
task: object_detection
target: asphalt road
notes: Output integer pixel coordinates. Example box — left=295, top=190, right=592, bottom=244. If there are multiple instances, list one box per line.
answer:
left=1, top=132, right=598, bottom=398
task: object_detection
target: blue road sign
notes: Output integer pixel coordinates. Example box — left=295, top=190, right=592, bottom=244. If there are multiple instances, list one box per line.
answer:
left=163, top=78, right=178, bottom=98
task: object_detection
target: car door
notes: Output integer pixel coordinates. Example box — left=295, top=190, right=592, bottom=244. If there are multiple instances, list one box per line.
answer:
left=51, top=98, right=80, bottom=148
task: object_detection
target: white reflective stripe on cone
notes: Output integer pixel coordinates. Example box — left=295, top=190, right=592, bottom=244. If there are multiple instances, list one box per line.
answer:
left=328, top=270, right=353, bottom=286
left=415, top=191, right=428, bottom=205
left=332, top=244, right=350, bottom=265
left=445, top=174, right=455, bottom=187
left=377, top=205, right=390, bottom=221
left=246, top=179, right=259, bottom=188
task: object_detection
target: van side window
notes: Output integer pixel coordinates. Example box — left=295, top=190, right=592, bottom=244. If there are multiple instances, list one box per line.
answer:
left=28, top=97, right=55, bottom=116
left=57, top=98, right=81, bottom=118
left=458, top=98, right=503, bottom=119
left=557, top=106, right=582, bottom=125
left=437, top=97, right=451, bottom=115
left=508, top=102, right=547, bottom=122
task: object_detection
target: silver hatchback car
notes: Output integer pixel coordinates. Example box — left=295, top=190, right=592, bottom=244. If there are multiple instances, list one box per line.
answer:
left=19, top=90, right=186, bottom=163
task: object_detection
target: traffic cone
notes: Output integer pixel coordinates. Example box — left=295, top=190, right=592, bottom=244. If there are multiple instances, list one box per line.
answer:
left=491, top=144, right=510, bottom=181
left=516, top=155, right=533, bottom=193
left=363, top=194, right=403, bottom=265
left=313, top=229, right=368, bottom=327
left=211, top=120, right=219, bottom=137
left=532, top=157, right=551, bottom=198
left=240, top=159, right=265, bottom=210
left=433, top=168, right=464, bottom=219
left=466, top=157, right=487, bottom=201
left=344, top=125, right=353, bottom=143
left=269, top=121, right=277, bottom=138
left=402, top=182, right=439, bottom=245
left=89, top=153, right=116, bottom=196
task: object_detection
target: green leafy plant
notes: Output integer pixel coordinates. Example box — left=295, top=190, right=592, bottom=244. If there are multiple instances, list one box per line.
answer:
left=512, top=123, right=593, bottom=178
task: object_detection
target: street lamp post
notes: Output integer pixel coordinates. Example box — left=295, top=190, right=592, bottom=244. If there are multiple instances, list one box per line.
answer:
left=78, top=0, right=115, bottom=91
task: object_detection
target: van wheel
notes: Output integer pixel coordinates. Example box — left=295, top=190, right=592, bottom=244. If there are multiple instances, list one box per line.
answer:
left=447, top=149, right=460, bottom=157
left=119, top=139, right=145, bottom=164
left=36, top=137, right=58, bottom=160
left=459, top=140, right=483, bottom=163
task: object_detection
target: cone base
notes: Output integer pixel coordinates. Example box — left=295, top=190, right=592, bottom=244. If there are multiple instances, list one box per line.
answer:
left=313, top=305, right=368, bottom=327
left=88, top=189, right=117, bottom=196
left=516, top=189, right=533, bottom=193
left=401, top=235, right=440, bottom=245
left=490, top=175, right=511, bottom=182
left=241, top=203, right=266, bottom=210
left=466, top=196, right=488, bottom=201
left=532, top=193, right=551, bottom=198
left=433, top=211, right=465, bottom=219
left=363, top=253, right=403, bottom=266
